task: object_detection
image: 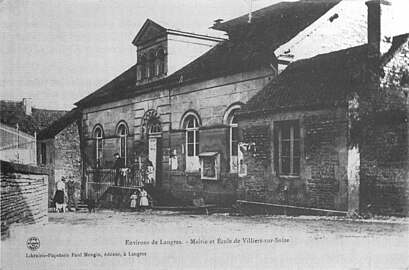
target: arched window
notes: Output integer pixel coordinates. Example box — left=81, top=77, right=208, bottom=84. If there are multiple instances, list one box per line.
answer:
left=229, top=110, right=240, bottom=172
left=117, top=122, right=128, bottom=165
left=94, top=126, right=103, bottom=167
left=149, top=119, right=162, bottom=136
left=146, top=51, right=155, bottom=79
left=137, top=55, right=147, bottom=81
left=155, top=48, right=165, bottom=76
left=223, top=104, right=243, bottom=173
left=184, top=114, right=200, bottom=171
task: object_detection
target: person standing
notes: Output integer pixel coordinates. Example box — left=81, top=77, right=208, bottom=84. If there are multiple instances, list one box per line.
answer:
left=130, top=190, right=139, bottom=212
left=53, top=176, right=66, bottom=207
left=113, top=153, right=122, bottom=186
left=66, top=176, right=79, bottom=212
left=139, top=186, right=150, bottom=212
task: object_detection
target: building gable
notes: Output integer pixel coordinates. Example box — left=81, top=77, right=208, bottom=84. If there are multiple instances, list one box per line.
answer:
left=132, top=19, right=166, bottom=46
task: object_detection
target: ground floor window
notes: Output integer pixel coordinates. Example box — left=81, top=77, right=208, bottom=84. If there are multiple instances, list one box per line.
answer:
left=275, top=120, right=300, bottom=176
left=185, top=115, right=200, bottom=171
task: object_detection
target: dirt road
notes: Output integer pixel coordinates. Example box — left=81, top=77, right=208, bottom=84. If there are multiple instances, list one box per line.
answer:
left=2, top=210, right=408, bottom=270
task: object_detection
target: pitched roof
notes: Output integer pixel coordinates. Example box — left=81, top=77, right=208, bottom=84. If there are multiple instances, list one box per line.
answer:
left=0, top=100, right=67, bottom=136
left=241, top=34, right=409, bottom=117
left=37, top=108, right=81, bottom=140
left=172, top=0, right=339, bottom=83
left=75, top=1, right=339, bottom=108
left=75, top=66, right=136, bottom=107
left=212, top=0, right=340, bottom=34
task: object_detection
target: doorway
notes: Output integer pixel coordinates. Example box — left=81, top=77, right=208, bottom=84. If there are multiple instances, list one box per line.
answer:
left=148, top=120, right=162, bottom=188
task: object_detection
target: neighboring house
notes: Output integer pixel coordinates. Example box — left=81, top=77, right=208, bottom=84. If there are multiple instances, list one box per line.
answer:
left=37, top=108, right=82, bottom=203
left=0, top=123, right=36, bottom=165
left=238, top=0, right=409, bottom=216
left=0, top=99, right=66, bottom=165
left=75, top=0, right=369, bottom=206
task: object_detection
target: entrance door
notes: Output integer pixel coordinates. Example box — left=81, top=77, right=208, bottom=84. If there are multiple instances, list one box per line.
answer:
left=148, top=118, right=162, bottom=188
left=148, top=137, right=157, bottom=187
left=148, top=136, right=162, bottom=188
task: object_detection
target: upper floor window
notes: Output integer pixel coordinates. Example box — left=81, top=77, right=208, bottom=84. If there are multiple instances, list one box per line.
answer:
left=155, top=48, right=165, bottom=76
left=184, top=114, right=200, bottom=171
left=276, top=121, right=300, bottom=176
left=146, top=51, right=155, bottom=79
left=94, top=126, right=104, bottom=167
left=117, top=122, right=128, bottom=165
left=137, top=55, right=147, bottom=81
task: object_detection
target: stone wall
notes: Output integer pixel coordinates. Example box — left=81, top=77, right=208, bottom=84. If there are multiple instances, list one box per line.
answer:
left=1, top=161, right=49, bottom=236
left=360, top=114, right=408, bottom=216
left=239, top=109, right=349, bottom=211
left=38, top=121, right=82, bottom=203
left=358, top=37, right=409, bottom=216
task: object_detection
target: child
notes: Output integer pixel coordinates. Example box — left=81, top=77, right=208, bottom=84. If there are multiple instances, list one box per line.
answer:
left=139, top=187, right=150, bottom=212
left=130, top=190, right=139, bottom=212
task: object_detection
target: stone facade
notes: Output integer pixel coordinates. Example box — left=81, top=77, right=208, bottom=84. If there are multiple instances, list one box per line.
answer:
left=81, top=68, right=273, bottom=205
left=37, top=114, right=82, bottom=203
left=1, top=161, right=49, bottom=236
left=239, top=109, right=349, bottom=211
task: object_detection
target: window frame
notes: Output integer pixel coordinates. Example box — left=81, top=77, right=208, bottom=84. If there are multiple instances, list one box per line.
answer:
left=138, top=55, right=147, bottom=81
left=184, top=114, right=200, bottom=171
left=117, top=123, right=128, bottom=166
left=229, top=111, right=240, bottom=172
left=146, top=51, right=155, bottom=79
left=276, top=120, right=300, bottom=177
left=155, top=48, right=165, bottom=76
left=94, top=126, right=104, bottom=167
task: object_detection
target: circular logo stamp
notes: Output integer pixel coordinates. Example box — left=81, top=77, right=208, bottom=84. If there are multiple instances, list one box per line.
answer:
left=26, top=237, right=40, bottom=251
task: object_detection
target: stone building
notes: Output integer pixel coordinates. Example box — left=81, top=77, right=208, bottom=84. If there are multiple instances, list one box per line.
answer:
left=75, top=1, right=369, bottom=206
left=36, top=108, right=82, bottom=203
left=238, top=0, right=409, bottom=216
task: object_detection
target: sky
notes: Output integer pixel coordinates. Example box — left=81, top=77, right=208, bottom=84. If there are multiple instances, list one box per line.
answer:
left=0, top=0, right=284, bottom=110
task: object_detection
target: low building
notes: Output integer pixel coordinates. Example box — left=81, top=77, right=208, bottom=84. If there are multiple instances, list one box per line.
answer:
left=36, top=108, right=82, bottom=203
left=238, top=0, right=409, bottom=216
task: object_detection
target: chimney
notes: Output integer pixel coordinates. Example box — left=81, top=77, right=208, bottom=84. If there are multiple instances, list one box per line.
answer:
left=366, top=0, right=394, bottom=59
left=22, top=98, right=32, bottom=115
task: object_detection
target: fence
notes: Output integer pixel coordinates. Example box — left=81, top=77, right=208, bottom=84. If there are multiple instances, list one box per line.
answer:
left=85, top=167, right=143, bottom=201
left=0, top=124, right=36, bottom=165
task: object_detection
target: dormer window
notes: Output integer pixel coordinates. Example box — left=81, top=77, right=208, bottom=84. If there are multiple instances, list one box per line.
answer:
left=155, top=48, right=165, bottom=76
left=137, top=55, right=147, bottom=81
left=146, top=51, right=155, bottom=79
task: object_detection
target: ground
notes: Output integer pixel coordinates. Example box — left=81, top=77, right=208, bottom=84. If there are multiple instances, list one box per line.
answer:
left=2, top=210, right=409, bottom=270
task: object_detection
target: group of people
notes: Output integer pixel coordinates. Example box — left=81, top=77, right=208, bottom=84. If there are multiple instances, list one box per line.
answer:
left=130, top=186, right=152, bottom=212
left=52, top=175, right=79, bottom=212
left=113, top=153, right=155, bottom=187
